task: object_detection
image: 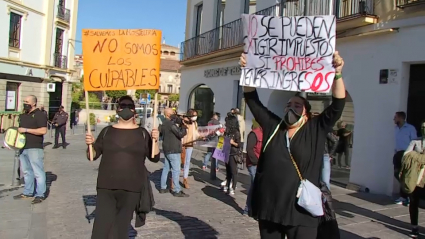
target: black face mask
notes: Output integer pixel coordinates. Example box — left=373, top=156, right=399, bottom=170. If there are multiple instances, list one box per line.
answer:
left=117, top=108, right=134, bottom=121
left=284, top=108, right=302, bottom=126
left=23, top=104, right=32, bottom=112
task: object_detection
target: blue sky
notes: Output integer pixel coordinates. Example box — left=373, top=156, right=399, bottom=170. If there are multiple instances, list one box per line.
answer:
left=75, top=0, right=187, bottom=54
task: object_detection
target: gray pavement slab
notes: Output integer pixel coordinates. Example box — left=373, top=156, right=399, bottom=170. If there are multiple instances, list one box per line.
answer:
left=0, top=128, right=423, bottom=238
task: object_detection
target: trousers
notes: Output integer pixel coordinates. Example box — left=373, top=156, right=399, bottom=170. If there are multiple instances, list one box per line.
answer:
left=225, top=156, right=238, bottom=190
left=259, top=220, right=317, bottom=239
left=54, top=126, right=66, bottom=145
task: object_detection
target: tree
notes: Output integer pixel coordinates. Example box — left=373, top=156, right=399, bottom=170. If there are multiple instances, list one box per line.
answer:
left=105, top=90, right=127, bottom=99
left=168, top=94, right=180, bottom=102
left=135, top=89, right=157, bottom=98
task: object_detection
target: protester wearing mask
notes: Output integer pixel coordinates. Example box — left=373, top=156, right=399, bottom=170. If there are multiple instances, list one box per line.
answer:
left=52, top=106, right=69, bottom=149
left=181, top=109, right=201, bottom=188
left=223, top=113, right=241, bottom=195
left=13, top=95, right=48, bottom=204
left=239, top=52, right=345, bottom=239
left=159, top=108, right=189, bottom=197
left=85, top=95, right=160, bottom=238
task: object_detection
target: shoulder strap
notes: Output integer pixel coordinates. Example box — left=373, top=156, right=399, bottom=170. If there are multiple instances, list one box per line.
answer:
left=262, top=119, right=304, bottom=181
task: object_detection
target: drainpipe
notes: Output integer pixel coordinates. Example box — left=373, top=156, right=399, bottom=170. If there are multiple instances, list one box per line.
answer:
left=329, top=0, right=334, bottom=15
left=304, top=0, right=309, bottom=15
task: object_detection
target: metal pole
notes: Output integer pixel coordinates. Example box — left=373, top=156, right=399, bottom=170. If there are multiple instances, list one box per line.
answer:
left=142, top=91, right=148, bottom=128
left=304, top=0, right=309, bottom=15
left=11, top=150, right=20, bottom=186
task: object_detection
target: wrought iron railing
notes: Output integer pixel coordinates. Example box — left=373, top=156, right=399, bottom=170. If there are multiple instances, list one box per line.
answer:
left=335, top=0, right=375, bottom=20
left=54, top=53, right=68, bottom=69
left=181, top=0, right=375, bottom=61
left=396, top=0, right=425, bottom=8
left=57, top=6, right=71, bottom=23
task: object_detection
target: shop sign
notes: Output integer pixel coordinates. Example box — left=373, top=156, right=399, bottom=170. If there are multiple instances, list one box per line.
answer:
left=204, top=66, right=240, bottom=78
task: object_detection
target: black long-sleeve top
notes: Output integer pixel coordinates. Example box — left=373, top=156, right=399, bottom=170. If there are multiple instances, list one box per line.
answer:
left=246, top=90, right=345, bottom=227
left=246, top=132, right=259, bottom=165
left=159, top=118, right=187, bottom=154
left=88, top=127, right=160, bottom=192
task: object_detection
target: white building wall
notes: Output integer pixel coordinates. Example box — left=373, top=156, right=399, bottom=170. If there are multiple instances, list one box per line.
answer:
left=338, top=21, right=425, bottom=196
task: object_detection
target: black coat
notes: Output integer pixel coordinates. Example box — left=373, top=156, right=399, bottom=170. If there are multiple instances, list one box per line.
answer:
left=135, top=167, right=155, bottom=228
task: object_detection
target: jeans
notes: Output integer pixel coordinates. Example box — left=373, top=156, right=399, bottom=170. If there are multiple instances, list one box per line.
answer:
left=160, top=153, right=181, bottom=193
left=183, top=147, right=193, bottom=178
left=203, top=151, right=218, bottom=168
left=19, top=149, right=46, bottom=197
left=245, top=165, right=257, bottom=212
left=321, top=154, right=331, bottom=190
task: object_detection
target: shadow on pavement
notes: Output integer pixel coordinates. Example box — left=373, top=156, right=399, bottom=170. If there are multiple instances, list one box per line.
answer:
left=45, top=171, right=57, bottom=198
left=339, top=230, right=365, bottom=238
left=201, top=185, right=243, bottom=214
left=334, top=199, right=423, bottom=237
left=154, top=208, right=219, bottom=239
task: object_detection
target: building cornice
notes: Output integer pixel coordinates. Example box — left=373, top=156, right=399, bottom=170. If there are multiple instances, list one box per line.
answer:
left=4, top=0, right=45, bottom=16
left=0, top=57, right=75, bottom=74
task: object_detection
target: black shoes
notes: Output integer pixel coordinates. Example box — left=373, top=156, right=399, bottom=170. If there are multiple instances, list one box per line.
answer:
left=52, top=145, right=60, bottom=149
left=159, top=189, right=169, bottom=194
left=31, top=197, right=45, bottom=204
left=172, top=191, right=189, bottom=197
left=410, top=228, right=419, bottom=238
left=13, top=193, right=33, bottom=200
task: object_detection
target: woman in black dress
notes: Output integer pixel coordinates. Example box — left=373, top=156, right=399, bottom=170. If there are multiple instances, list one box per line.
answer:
left=223, top=113, right=241, bottom=195
left=239, top=52, right=346, bottom=239
left=85, top=96, right=160, bottom=239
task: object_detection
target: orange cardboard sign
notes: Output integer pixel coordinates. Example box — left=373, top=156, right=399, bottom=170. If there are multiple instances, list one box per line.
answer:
left=82, top=29, right=162, bottom=91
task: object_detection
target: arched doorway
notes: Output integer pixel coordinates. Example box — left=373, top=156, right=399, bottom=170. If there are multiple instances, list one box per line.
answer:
left=188, top=84, right=215, bottom=126
left=307, top=90, right=355, bottom=186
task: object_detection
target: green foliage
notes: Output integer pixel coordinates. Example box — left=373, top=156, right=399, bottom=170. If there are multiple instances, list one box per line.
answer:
left=89, top=113, right=96, bottom=125
left=109, top=114, right=118, bottom=123
left=80, top=93, right=102, bottom=109
left=168, top=94, right=180, bottom=102
left=106, top=90, right=127, bottom=99
left=135, top=89, right=157, bottom=98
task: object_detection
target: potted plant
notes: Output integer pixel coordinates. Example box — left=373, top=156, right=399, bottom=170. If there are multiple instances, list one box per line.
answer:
left=108, top=114, right=118, bottom=125
left=85, top=113, right=97, bottom=132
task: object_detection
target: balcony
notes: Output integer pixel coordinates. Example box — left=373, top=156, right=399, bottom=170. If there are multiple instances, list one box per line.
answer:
left=180, top=0, right=377, bottom=63
left=54, top=53, right=68, bottom=69
left=57, top=6, right=71, bottom=23
left=335, top=0, right=378, bottom=31
left=396, top=0, right=425, bottom=8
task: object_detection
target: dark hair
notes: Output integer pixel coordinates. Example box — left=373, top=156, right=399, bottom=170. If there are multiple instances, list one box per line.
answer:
left=396, top=111, right=406, bottom=120
left=187, top=108, right=197, bottom=117
left=294, top=94, right=312, bottom=119
left=225, top=114, right=239, bottom=135
left=118, top=95, right=134, bottom=104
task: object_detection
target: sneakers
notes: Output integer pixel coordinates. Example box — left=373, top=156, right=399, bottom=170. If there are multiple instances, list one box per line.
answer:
left=13, top=193, right=33, bottom=200
left=159, top=189, right=169, bottom=194
left=172, top=191, right=189, bottom=197
left=229, top=188, right=235, bottom=195
left=31, top=196, right=44, bottom=204
left=223, top=186, right=228, bottom=193
left=395, top=197, right=409, bottom=206
left=202, top=166, right=207, bottom=171
left=410, top=227, right=419, bottom=238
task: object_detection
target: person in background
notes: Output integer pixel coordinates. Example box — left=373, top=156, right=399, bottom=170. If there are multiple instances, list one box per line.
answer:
left=223, top=113, right=241, bottom=195
left=159, top=108, right=189, bottom=197
left=394, top=111, right=417, bottom=206
left=181, top=109, right=201, bottom=189
left=203, top=112, right=221, bottom=171
left=336, top=121, right=352, bottom=169
left=403, top=120, right=425, bottom=238
left=85, top=95, right=160, bottom=239
left=14, top=95, right=48, bottom=204
left=243, top=119, right=263, bottom=216
left=232, top=108, right=245, bottom=143
left=40, top=105, right=48, bottom=120
left=52, top=106, right=69, bottom=149
left=323, top=132, right=339, bottom=190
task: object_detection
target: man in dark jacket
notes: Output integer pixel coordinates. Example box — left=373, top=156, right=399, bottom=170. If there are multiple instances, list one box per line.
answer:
left=322, top=132, right=338, bottom=189
left=52, top=106, right=68, bottom=149
left=159, top=108, right=188, bottom=197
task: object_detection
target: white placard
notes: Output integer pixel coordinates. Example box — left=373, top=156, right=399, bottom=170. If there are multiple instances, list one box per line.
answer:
left=240, top=14, right=336, bottom=93
left=6, top=91, right=16, bottom=110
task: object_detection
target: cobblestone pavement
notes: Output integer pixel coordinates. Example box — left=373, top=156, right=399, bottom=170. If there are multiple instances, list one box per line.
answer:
left=0, top=128, right=425, bottom=238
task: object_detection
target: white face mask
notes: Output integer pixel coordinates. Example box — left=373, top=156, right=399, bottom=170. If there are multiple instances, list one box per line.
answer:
left=191, top=116, right=197, bottom=121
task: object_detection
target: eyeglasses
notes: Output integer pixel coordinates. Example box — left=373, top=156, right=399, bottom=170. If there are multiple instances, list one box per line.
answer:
left=119, top=103, right=135, bottom=109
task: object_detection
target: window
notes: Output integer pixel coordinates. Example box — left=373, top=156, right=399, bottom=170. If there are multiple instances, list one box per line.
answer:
left=195, top=4, right=203, bottom=36
left=5, top=82, right=19, bottom=111
left=54, top=28, right=67, bottom=68
left=8, top=12, right=22, bottom=48
left=167, top=85, right=173, bottom=93
left=58, top=0, right=66, bottom=7
left=244, top=0, right=256, bottom=14
left=163, top=51, right=169, bottom=55
left=170, top=52, right=176, bottom=56
left=216, top=0, right=225, bottom=27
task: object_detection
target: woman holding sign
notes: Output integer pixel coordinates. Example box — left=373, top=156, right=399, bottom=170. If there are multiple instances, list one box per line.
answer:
left=85, top=96, right=160, bottom=239
left=240, top=52, right=345, bottom=239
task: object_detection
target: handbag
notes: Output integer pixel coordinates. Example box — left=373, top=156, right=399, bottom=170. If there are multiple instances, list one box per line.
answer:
left=263, top=119, right=324, bottom=217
